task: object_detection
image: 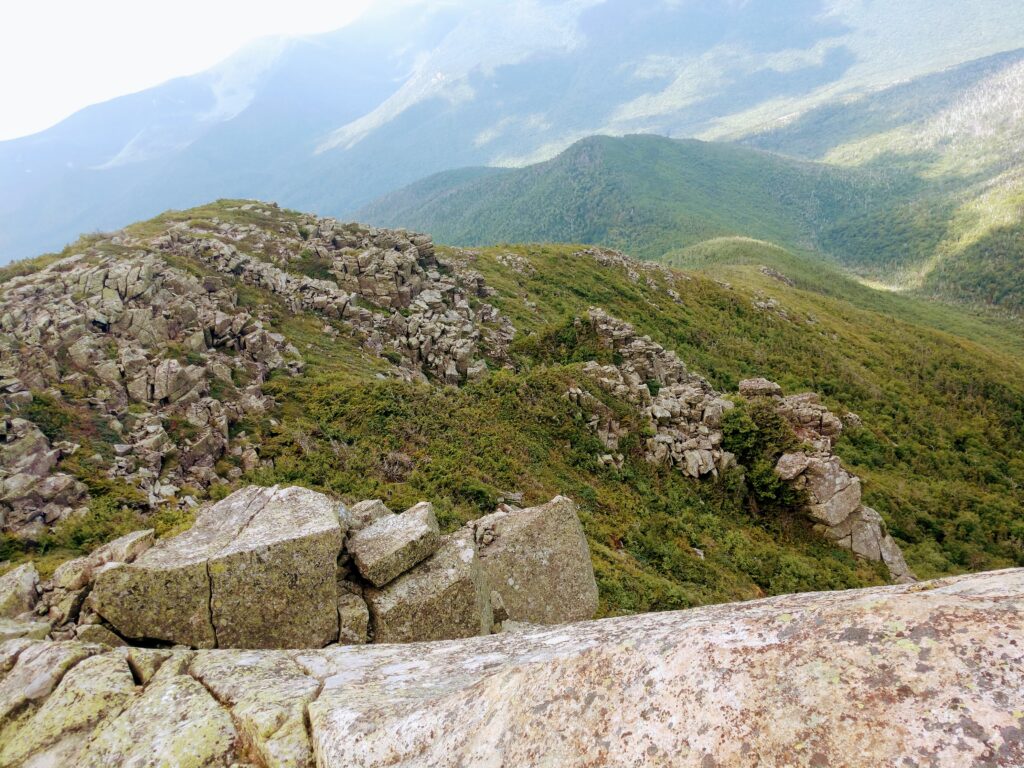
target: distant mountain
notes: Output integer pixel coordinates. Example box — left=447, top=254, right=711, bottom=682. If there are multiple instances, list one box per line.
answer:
left=360, top=94, right=1024, bottom=316
left=357, top=132, right=962, bottom=280
left=356, top=134, right=905, bottom=259
left=3, top=0, right=1023, bottom=262
left=738, top=48, right=1024, bottom=312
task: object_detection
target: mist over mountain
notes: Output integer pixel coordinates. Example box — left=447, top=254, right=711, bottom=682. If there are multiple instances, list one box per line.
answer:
left=3, top=0, right=1023, bottom=262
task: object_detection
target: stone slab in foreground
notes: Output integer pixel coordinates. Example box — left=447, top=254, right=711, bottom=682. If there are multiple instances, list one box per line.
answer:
left=1, top=569, right=1022, bottom=767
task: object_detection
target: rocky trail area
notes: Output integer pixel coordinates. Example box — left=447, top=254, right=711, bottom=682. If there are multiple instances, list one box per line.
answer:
left=0, top=204, right=513, bottom=541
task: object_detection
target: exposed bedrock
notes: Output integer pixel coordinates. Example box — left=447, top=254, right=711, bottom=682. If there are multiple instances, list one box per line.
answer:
left=0, top=569, right=1020, bottom=767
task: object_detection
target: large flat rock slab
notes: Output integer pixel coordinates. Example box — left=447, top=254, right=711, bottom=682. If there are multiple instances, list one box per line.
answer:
left=0, top=652, right=135, bottom=767
left=474, top=495, right=598, bottom=624
left=3, top=570, right=1023, bottom=767
left=8, top=573, right=1024, bottom=765
left=190, top=650, right=321, bottom=768
left=308, top=568, right=1024, bottom=767
left=91, top=485, right=344, bottom=648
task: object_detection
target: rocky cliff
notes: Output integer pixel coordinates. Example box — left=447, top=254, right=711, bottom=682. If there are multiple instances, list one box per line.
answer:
left=0, top=568, right=1021, bottom=767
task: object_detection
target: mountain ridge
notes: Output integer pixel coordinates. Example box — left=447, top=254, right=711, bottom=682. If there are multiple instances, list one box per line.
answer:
left=358, top=131, right=1024, bottom=316
left=0, top=200, right=1021, bottom=604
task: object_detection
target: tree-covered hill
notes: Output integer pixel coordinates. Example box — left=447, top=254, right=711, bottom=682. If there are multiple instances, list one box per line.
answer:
left=360, top=129, right=1024, bottom=316
left=358, top=134, right=911, bottom=259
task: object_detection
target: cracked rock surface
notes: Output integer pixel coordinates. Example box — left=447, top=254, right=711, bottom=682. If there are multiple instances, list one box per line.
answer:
left=90, top=485, right=345, bottom=649
left=0, top=569, right=1020, bottom=767
left=20, top=486, right=597, bottom=651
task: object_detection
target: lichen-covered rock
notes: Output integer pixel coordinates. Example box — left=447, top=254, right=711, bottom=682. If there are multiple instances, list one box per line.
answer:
left=879, top=530, right=916, bottom=584
left=74, top=624, right=126, bottom=647
left=337, top=591, right=370, bottom=645
left=802, top=455, right=862, bottom=525
left=46, top=529, right=154, bottom=602
left=78, top=673, right=238, bottom=768
left=190, top=651, right=320, bottom=768
left=348, top=501, right=440, bottom=587
left=91, top=485, right=344, bottom=648
left=90, top=528, right=155, bottom=567
left=364, top=527, right=492, bottom=643
left=208, top=486, right=343, bottom=649
left=1, top=570, right=1022, bottom=766
left=123, top=647, right=173, bottom=685
left=0, top=562, right=38, bottom=618
left=0, top=652, right=135, bottom=767
left=308, top=568, right=1024, bottom=767
left=474, top=496, right=598, bottom=624
left=0, top=641, right=98, bottom=726
left=342, top=499, right=392, bottom=532
left=774, top=451, right=810, bottom=480
left=0, top=617, right=50, bottom=641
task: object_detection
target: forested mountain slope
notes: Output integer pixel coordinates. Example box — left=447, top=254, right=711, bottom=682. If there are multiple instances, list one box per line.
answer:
left=740, top=48, right=1024, bottom=312
left=361, top=128, right=1024, bottom=316
left=357, top=134, right=903, bottom=259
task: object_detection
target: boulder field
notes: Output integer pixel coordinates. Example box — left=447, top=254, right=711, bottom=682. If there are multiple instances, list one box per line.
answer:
left=0, top=568, right=1020, bottom=766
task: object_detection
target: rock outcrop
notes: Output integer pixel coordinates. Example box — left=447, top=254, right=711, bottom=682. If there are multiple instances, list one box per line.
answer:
left=738, top=383, right=915, bottom=583
left=156, top=213, right=514, bottom=386
left=0, top=563, right=38, bottom=621
left=347, top=501, right=440, bottom=587
left=12, top=485, right=597, bottom=650
left=365, top=526, right=494, bottom=643
left=1, top=569, right=1020, bottom=767
left=0, top=247, right=303, bottom=538
left=0, top=418, right=87, bottom=539
left=473, top=496, right=599, bottom=624
left=91, top=485, right=344, bottom=648
left=568, top=308, right=913, bottom=583
left=0, top=207, right=514, bottom=539
left=570, top=309, right=735, bottom=478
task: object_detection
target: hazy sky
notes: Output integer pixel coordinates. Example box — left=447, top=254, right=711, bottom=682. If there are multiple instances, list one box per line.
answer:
left=0, top=1, right=375, bottom=141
